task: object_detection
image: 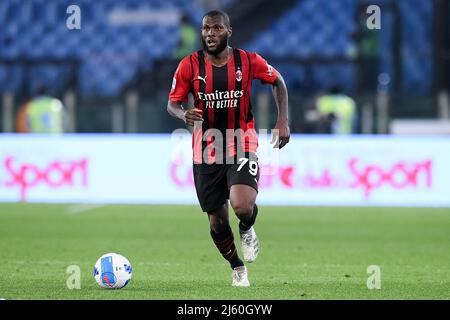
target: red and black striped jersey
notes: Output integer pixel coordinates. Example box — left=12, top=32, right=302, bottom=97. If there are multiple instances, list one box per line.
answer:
left=169, top=48, right=278, bottom=164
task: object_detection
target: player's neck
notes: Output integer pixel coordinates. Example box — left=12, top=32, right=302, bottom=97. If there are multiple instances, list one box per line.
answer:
left=204, top=46, right=232, bottom=67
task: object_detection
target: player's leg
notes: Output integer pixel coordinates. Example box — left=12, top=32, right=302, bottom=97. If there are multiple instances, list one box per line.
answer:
left=193, top=164, right=249, bottom=286
left=227, top=154, right=260, bottom=263
left=207, top=202, right=244, bottom=269
left=229, top=185, right=258, bottom=231
left=229, top=184, right=260, bottom=263
left=207, top=202, right=249, bottom=287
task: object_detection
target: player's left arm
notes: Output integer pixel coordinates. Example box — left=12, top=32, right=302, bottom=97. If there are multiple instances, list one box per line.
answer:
left=252, top=52, right=290, bottom=149
left=271, top=71, right=290, bottom=149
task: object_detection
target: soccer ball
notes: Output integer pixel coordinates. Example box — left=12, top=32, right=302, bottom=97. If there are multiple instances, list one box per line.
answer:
left=93, top=253, right=132, bottom=289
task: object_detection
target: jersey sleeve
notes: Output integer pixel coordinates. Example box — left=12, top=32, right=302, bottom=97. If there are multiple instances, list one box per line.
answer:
left=169, top=56, right=192, bottom=103
left=251, top=52, right=278, bottom=85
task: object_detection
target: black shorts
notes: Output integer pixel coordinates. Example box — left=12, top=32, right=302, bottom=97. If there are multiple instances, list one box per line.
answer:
left=193, top=153, right=260, bottom=213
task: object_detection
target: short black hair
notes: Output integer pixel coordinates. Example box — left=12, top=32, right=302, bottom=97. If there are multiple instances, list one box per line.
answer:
left=202, top=10, right=230, bottom=28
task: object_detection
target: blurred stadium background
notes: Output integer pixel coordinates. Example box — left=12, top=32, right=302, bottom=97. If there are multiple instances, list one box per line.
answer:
left=0, top=0, right=449, bottom=299
left=0, top=0, right=448, bottom=134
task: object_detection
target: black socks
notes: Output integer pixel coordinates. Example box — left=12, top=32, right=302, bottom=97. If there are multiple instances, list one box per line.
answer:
left=210, top=226, right=244, bottom=269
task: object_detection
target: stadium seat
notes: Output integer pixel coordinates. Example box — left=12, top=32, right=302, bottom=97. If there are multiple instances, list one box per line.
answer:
left=0, top=0, right=433, bottom=96
left=245, top=0, right=433, bottom=95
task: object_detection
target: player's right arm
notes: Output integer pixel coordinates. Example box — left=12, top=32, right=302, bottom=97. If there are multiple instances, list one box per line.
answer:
left=167, top=100, right=203, bottom=126
left=167, top=57, right=203, bottom=126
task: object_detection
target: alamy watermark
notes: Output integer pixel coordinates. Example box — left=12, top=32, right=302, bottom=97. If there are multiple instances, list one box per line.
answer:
left=367, top=265, right=381, bottom=289
left=366, top=5, right=381, bottom=30
left=66, top=5, right=81, bottom=30
left=170, top=125, right=282, bottom=175
left=66, top=265, right=81, bottom=289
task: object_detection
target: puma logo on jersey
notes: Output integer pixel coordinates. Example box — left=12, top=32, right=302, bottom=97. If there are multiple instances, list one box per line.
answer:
left=196, top=75, right=207, bottom=84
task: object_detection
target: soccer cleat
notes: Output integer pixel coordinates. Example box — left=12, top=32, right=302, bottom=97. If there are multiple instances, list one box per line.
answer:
left=232, top=266, right=250, bottom=287
left=240, top=226, right=260, bottom=263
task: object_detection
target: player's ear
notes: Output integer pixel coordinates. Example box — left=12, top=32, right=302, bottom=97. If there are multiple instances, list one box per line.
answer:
left=227, top=26, right=232, bottom=38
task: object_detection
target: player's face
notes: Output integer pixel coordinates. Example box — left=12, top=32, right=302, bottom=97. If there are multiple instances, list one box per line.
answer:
left=201, top=16, right=232, bottom=56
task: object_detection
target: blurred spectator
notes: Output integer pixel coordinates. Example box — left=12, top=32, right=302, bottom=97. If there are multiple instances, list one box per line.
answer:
left=173, top=13, right=198, bottom=59
left=300, top=98, right=331, bottom=134
left=16, top=86, right=66, bottom=133
left=306, top=84, right=356, bottom=134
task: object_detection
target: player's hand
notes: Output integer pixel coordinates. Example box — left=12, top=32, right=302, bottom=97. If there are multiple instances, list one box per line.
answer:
left=183, top=108, right=203, bottom=126
left=271, top=119, right=290, bottom=149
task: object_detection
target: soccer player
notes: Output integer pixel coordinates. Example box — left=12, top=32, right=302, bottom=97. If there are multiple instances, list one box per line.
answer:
left=167, top=10, right=290, bottom=286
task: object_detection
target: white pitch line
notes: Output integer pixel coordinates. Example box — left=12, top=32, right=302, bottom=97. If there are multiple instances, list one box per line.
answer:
left=66, top=204, right=107, bottom=214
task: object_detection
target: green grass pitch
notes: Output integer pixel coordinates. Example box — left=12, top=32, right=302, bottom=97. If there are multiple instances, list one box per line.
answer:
left=0, top=203, right=449, bottom=300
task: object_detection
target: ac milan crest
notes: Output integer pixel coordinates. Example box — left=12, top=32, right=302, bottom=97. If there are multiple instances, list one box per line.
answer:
left=236, top=69, right=242, bottom=82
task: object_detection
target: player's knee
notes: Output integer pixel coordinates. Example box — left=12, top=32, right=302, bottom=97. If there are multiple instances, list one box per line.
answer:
left=232, top=201, right=254, bottom=221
